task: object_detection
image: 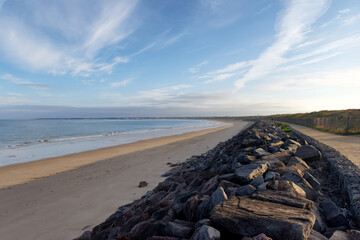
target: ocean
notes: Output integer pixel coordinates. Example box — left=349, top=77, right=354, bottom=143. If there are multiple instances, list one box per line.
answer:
left=0, top=119, right=228, bottom=167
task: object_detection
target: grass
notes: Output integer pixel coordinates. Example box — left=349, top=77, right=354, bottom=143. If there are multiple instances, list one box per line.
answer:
left=277, top=122, right=291, bottom=132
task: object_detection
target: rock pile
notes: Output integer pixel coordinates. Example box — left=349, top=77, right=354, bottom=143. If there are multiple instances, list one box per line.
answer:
left=75, top=120, right=360, bottom=240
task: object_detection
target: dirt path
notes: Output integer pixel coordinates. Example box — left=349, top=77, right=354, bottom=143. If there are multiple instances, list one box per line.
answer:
left=288, top=123, right=360, bottom=168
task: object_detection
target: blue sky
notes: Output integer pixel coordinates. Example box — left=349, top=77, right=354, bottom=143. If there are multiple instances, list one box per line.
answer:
left=0, top=0, right=359, bottom=118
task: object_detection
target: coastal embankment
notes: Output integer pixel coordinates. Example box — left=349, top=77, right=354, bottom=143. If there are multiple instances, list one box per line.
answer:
left=0, top=120, right=249, bottom=240
left=76, top=120, right=360, bottom=239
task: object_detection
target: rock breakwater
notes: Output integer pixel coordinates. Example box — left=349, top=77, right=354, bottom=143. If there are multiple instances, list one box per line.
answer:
left=75, top=120, right=360, bottom=240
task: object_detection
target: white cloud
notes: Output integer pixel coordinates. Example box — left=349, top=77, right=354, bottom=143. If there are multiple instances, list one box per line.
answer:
left=109, top=78, right=133, bottom=87
left=189, top=61, right=208, bottom=73
left=343, top=14, right=360, bottom=25
left=204, top=73, right=236, bottom=84
left=235, top=0, right=330, bottom=89
left=0, top=73, right=51, bottom=90
left=338, top=9, right=350, bottom=14
left=0, top=0, right=137, bottom=75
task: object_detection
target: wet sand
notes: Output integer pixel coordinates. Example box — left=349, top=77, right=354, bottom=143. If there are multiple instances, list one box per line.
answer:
left=0, top=120, right=249, bottom=240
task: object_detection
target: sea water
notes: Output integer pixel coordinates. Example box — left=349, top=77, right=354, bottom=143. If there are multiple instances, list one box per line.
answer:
left=0, top=119, right=229, bottom=167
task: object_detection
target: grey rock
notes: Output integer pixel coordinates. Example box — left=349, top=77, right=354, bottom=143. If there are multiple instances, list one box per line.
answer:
left=264, top=172, right=276, bottom=181
left=320, top=199, right=347, bottom=227
left=210, top=196, right=315, bottom=240
left=194, top=219, right=212, bottom=229
left=257, top=182, right=268, bottom=190
left=251, top=190, right=313, bottom=210
left=347, top=230, right=360, bottom=240
left=236, top=184, right=256, bottom=196
left=295, top=145, right=322, bottom=162
left=329, top=230, right=348, bottom=240
left=311, top=205, right=326, bottom=233
left=139, top=181, right=149, bottom=188
left=309, top=229, right=329, bottom=240
left=164, top=220, right=194, bottom=238
left=238, top=154, right=257, bottom=164
left=250, top=176, right=264, bottom=188
left=255, top=148, right=271, bottom=157
left=304, top=172, right=321, bottom=191
left=235, top=162, right=269, bottom=184
left=190, top=225, right=220, bottom=240
left=267, top=180, right=306, bottom=198
left=210, top=187, right=228, bottom=210
left=288, top=156, right=311, bottom=173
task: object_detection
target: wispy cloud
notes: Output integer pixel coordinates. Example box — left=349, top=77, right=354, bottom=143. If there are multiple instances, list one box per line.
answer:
left=0, top=0, right=137, bottom=76
left=235, top=0, right=330, bottom=89
left=0, top=73, right=51, bottom=90
left=109, top=78, right=133, bottom=87
left=189, top=61, right=208, bottom=74
left=198, top=60, right=251, bottom=84
left=338, top=9, right=350, bottom=14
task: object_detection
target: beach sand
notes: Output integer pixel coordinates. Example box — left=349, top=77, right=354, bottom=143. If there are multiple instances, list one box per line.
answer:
left=0, top=120, right=249, bottom=240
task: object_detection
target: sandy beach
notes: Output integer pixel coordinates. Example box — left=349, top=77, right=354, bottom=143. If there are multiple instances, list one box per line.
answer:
left=0, top=120, right=249, bottom=240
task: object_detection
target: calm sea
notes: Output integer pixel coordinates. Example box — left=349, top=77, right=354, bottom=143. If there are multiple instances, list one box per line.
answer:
left=0, top=119, right=228, bottom=166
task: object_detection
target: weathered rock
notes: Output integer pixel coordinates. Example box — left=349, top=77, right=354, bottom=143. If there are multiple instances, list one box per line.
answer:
left=201, top=176, right=219, bottom=195
left=209, top=187, right=228, bottom=210
left=250, top=176, right=264, bottom=188
left=267, top=180, right=307, bottom=198
left=218, top=180, right=240, bottom=190
left=309, top=229, right=329, bottom=240
left=263, top=152, right=291, bottom=164
left=241, top=233, right=273, bottom=240
left=304, top=172, right=321, bottom=191
left=268, top=141, right=284, bottom=153
left=210, top=197, right=315, bottom=240
left=250, top=190, right=313, bottom=210
left=164, top=220, right=194, bottom=238
left=236, top=185, right=256, bottom=196
left=320, top=199, right=347, bottom=227
left=235, top=162, right=269, bottom=184
left=311, top=205, right=326, bottom=233
left=264, top=172, right=277, bottom=181
left=347, top=230, right=360, bottom=240
left=184, top=195, right=203, bottom=222
left=147, top=237, right=180, bottom=240
left=263, top=158, right=285, bottom=171
left=254, top=148, right=271, bottom=157
left=295, top=145, right=322, bottom=162
left=194, top=219, right=212, bottom=229
left=238, top=154, right=256, bottom=164
left=257, top=182, right=268, bottom=190
left=129, top=219, right=156, bottom=239
left=329, top=230, right=348, bottom=240
left=139, top=181, right=149, bottom=188
left=190, top=225, right=220, bottom=240
left=288, top=156, right=311, bottom=173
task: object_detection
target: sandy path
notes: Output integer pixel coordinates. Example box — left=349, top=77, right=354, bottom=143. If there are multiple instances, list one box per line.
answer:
left=0, top=120, right=249, bottom=240
left=288, top=123, right=360, bottom=168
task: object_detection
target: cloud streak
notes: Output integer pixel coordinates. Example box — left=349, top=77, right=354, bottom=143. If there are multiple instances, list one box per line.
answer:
left=235, top=0, right=330, bottom=89
left=0, top=74, right=51, bottom=90
left=0, top=0, right=137, bottom=76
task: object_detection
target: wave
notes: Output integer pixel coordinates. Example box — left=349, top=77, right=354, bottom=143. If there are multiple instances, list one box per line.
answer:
left=0, top=120, right=223, bottom=150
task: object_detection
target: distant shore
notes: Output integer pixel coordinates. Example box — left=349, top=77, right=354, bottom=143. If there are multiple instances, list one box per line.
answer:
left=0, top=120, right=249, bottom=240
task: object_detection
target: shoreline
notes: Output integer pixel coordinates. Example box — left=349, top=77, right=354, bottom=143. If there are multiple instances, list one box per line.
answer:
left=0, top=120, right=249, bottom=240
left=0, top=119, right=228, bottom=167
left=0, top=123, right=233, bottom=189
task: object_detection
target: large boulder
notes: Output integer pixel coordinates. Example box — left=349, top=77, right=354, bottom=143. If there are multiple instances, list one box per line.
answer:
left=295, top=145, right=322, bottom=162
left=320, top=199, right=347, bottom=227
left=210, top=197, right=315, bottom=240
left=235, top=162, right=269, bottom=185
left=250, top=190, right=313, bottom=210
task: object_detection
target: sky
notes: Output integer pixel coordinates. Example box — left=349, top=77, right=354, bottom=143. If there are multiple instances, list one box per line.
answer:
left=0, top=0, right=359, bottom=118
